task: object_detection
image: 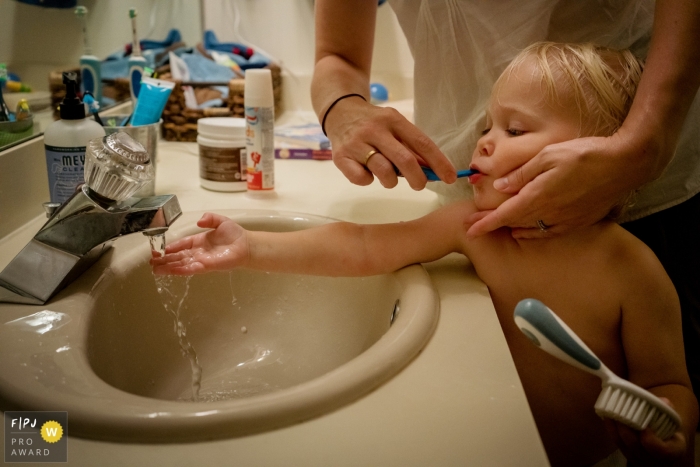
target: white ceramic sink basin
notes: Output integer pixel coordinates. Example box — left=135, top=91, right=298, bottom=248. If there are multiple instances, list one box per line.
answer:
left=0, top=210, right=439, bottom=442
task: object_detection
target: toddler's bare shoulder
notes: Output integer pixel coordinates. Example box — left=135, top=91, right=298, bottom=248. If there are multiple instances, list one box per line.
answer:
left=600, top=222, right=670, bottom=283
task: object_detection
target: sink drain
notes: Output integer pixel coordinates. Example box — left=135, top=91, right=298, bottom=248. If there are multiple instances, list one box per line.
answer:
left=390, top=299, right=400, bottom=325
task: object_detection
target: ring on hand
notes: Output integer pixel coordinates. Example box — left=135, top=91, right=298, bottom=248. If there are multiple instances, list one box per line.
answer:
left=537, top=220, right=550, bottom=232
left=364, top=149, right=380, bottom=165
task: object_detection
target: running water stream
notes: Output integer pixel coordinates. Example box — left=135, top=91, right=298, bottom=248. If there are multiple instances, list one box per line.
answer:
left=149, top=233, right=203, bottom=401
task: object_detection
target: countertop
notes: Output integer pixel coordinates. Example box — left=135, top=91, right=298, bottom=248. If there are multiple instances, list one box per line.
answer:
left=0, top=139, right=549, bottom=466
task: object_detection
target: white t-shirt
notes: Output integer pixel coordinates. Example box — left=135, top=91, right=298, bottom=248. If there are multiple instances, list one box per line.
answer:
left=389, top=0, right=700, bottom=222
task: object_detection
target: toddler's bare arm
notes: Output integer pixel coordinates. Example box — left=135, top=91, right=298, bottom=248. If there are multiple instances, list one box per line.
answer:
left=152, top=201, right=478, bottom=277
left=617, top=242, right=698, bottom=465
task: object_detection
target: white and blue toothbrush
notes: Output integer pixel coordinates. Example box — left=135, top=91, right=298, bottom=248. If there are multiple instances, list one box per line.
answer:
left=127, top=8, right=147, bottom=103
left=514, top=298, right=680, bottom=440
left=75, top=6, right=102, bottom=104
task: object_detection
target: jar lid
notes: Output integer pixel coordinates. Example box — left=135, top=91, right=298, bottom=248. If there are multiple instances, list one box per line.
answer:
left=197, top=117, right=246, bottom=139
left=105, top=132, right=150, bottom=164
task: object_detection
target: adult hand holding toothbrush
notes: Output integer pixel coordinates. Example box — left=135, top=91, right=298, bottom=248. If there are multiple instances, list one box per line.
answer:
left=312, top=3, right=456, bottom=191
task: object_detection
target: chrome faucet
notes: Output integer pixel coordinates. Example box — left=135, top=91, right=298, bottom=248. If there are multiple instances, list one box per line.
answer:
left=0, top=132, right=181, bottom=305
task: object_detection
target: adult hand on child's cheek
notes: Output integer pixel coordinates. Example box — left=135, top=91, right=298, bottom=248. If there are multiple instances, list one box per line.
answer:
left=150, top=213, right=249, bottom=276
left=466, top=133, right=645, bottom=239
left=325, top=97, right=456, bottom=191
left=603, top=418, right=687, bottom=467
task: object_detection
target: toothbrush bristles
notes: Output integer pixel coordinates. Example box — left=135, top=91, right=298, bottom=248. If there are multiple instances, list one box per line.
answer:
left=594, top=386, right=680, bottom=440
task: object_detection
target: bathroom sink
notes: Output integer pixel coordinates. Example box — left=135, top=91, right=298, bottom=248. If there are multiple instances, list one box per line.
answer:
left=0, top=210, right=439, bottom=442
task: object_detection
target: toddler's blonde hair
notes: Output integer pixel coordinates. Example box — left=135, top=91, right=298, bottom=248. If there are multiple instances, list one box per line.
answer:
left=500, top=42, right=643, bottom=137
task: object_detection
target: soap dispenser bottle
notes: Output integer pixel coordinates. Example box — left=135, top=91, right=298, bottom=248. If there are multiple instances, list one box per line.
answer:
left=44, top=72, right=106, bottom=204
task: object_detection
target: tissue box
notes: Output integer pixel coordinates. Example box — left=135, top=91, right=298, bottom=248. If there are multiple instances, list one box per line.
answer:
left=161, top=64, right=282, bottom=142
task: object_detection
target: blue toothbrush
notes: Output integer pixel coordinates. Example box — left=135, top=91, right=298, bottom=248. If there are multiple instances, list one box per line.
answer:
left=396, top=166, right=477, bottom=182
left=421, top=166, right=477, bottom=181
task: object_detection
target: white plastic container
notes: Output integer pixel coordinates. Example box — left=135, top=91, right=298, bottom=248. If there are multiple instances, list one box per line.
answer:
left=244, top=69, right=275, bottom=196
left=44, top=72, right=106, bottom=204
left=197, top=117, right=248, bottom=192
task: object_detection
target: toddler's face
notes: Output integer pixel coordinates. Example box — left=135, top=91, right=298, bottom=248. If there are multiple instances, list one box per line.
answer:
left=469, top=57, right=582, bottom=211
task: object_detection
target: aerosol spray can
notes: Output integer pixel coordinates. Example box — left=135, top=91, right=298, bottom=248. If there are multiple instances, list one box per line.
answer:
left=244, top=69, right=275, bottom=196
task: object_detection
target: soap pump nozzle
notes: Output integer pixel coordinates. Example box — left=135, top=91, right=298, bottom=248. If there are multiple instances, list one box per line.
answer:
left=60, top=72, right=86, bottom=120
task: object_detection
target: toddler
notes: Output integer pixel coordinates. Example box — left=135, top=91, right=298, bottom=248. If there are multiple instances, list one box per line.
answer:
left=152, top=43, right=698, bottom=467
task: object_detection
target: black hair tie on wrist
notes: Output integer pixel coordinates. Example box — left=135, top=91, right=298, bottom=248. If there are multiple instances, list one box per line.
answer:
left=321, top=93, right=367, bottom=136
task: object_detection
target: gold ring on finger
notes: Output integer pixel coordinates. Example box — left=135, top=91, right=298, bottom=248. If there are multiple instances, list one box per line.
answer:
left=364, top=149, right=380, bottom=166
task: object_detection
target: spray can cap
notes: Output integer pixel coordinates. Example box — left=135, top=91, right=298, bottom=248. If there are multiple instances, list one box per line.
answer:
left=244, top=69, right=273, bottom=108
left=60, top=72, right=86, bottom=120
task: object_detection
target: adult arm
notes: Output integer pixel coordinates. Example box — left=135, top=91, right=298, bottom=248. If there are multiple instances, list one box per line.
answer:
left=312, top=0, right=456, bottom=190
left=467, top=0, right=700, bottom=238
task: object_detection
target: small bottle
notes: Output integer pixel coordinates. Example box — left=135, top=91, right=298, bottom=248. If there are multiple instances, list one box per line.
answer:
left=197, top=117, right=248, bottom=192
left=244, top=69, right=275, bottom=196
left=44, top=72, right=106, bottom=204
left=15, top=99, right=31, bottom=121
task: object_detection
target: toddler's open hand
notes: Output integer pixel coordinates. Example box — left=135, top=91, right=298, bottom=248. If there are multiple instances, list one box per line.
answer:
left=150, top=213, right=249, bottom=275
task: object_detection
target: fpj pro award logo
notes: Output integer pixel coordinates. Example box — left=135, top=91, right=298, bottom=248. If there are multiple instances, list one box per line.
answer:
left=5, top=411, right=67, bottom=463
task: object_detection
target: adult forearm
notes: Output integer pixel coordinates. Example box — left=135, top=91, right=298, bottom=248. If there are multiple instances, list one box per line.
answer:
left=311, top=0, right=377, bottom=122
left=311, top=56, right=370, bottom=122
left=621, top=0, right=700, bottom=181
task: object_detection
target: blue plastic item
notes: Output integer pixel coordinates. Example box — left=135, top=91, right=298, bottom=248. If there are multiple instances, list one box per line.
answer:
left=128, top=56, right=147, bottom=100
left=81, top=56, right=102, bottom=103
left=139, top=29, right=182, bottom=51
left=370, top=82, right=389, bottom=103
left=422, top=166, right=477, bottom=181
left=130, top=77, right=174, bottom=126
left=514, top=299, right=601, bottom=369
left=397, top=166, right=477, bottom=182
left=204, top=30, right=253, bottom=58
left=424, top=166, right=477, bottom=181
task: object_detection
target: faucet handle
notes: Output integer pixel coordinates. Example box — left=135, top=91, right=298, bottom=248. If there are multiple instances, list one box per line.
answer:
left=84, top=133, right=155, bottom=202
